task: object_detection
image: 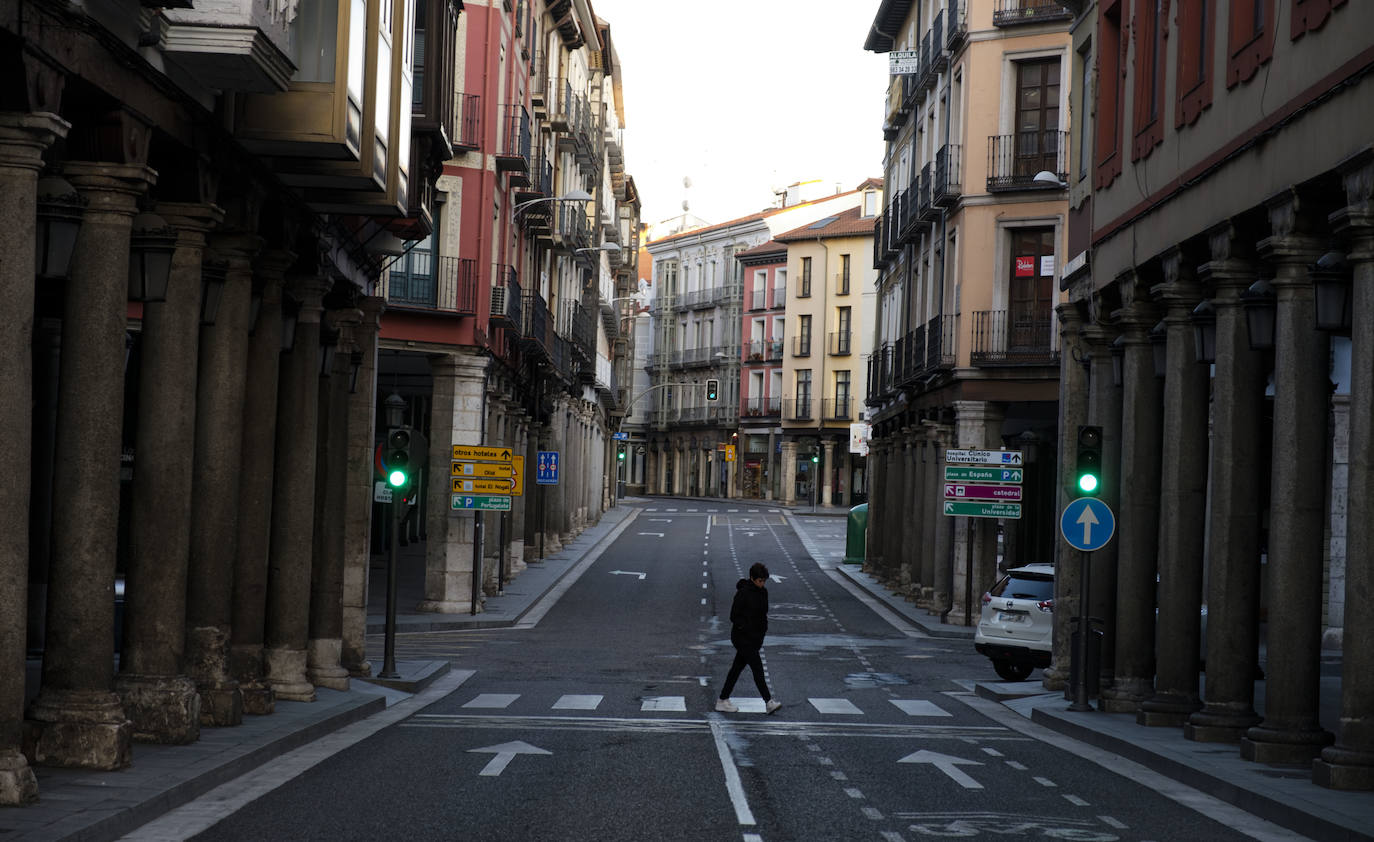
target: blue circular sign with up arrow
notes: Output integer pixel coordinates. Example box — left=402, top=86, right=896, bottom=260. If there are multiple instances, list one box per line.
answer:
left=1060, top=497, right=1116, bottom=552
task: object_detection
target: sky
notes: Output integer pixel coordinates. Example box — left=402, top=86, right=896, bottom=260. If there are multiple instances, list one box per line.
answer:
left=586, top=0, right=890, bottom=228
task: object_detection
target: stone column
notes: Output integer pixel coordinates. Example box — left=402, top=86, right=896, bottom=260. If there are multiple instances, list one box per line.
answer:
left=307, top=309, right=360, bottom=691
left=1082, top=321, right=1122, bottom=682
left=25, top=161, right=154, bottom=770
left=913, top=434, right=933, bottom=604
left=919, top=430, right=939, bottom=610
left=883, top=434, right=908, bottom=586
left=0, top=111, right=66, bottom=805
left=1139, top=250, right=1208, bottom=726
left=901, top=432, right=921, bottom=597
left=1046, top=303, right=1087, bottom=689
left=342, top=297, right=383, bottom=676
left=1240, top=195, right=1334, bottom=763
left=821, top=440, right=835, bottom=505
left=1187, top=223, right=1266, bottom=742
left=930, top=424, right=955, bottom=618
left=863, top=437, right=886, bottom=574
left=1316, top=162, right=1374, bottom=789
left=229, top=250, right=290, bottom=715
left=116, top=202, right=223, bottom=743
left=420, top=352, right=488, bottom=613
left=186, top=228, right=259, bottom=726
left=1100, top=289, right=1164, bottom=712
left=263, top=274, right=331, bottom=702
left=781, top=441, right=798, bottom=505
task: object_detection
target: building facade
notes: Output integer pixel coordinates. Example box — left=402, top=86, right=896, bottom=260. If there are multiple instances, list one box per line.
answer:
left=863, top=0, right=1071, bottom=624
left=736, top=240, right=788, bottom=499
left=1, top=0, right=464, bottom=804
left=1059, top=0, right=1373, bottom=792
left=775, top=204, right=881, bottom=507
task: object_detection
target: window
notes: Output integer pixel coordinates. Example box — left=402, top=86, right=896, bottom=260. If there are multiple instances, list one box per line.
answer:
left=834, top=371, right=851, bottom=419
left=1076, top=42, right=1091, bottom=180
left=1094, top=0, right=1125, bottom=189
left=773, top=268, right=787, bottom=306
left=838, top=254, right=851, bottom=295
left=835, top=307, right=852, bottom=355
left=752, top=269, right=766, bottom=309
left=797, top=369, right=812, bottom=402
left=1132, top=0, right=1166, bottom=159
left=799, top=257, right=812, bottom=297
left=413, top=0, right=426, bottom=106
left=1227, top=0, right=1275, bottom=88
left=1176, top=0, right=1215, bottom=127
left=1008, top=228, right=1055, bottom=351
left=1014, top=59, right=1062, bottom=180
left=798, top=315, right=812, bottom=356
left=863, top=190, right=879, bottom=217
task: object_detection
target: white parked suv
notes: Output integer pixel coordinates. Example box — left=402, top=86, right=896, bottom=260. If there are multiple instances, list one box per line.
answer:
left=973, top=563, right=1054, bottom=682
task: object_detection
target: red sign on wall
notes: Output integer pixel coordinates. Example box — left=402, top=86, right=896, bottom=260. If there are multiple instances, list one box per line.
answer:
left=1015, top=256, right=1035, bottom=277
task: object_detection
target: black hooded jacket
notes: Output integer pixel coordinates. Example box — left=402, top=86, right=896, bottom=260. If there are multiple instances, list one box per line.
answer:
left=729, top=578, right=769, bottom=649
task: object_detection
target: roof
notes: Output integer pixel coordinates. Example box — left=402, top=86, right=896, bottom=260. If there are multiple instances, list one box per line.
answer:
left=865, top=0, right=914, bottom=52
left=645, top=181, right=881, bottom=249
left=735, top=239, right=787, bottom=263
left=773, top=206, right=876, bottom=243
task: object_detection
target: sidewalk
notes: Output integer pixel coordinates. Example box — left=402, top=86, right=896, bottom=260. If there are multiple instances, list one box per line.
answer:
left=787, top=515, right=1374, bottom=842
left=6, top=505, right=638, bottom=841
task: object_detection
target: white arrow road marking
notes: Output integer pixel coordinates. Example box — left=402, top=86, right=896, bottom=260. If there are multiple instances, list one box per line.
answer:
left=468, top=740, right=551, bottom=776
left=648, top=518, right=673, bottom=522
left=637, top=532, right=665, bottom=537
left=610, top=570, right=647, bottom=580
left=770, top=574, right=787, bottom=583
left=1076, top=505, right=1100, bottom=546
left=898, top=749, right=984, bottom=789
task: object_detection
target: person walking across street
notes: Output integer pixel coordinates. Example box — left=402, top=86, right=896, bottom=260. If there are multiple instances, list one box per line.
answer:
left=716, top=562, right=781, bottom=714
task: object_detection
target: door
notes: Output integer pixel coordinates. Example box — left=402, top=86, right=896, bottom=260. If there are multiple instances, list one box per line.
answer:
left=1014, top=59, right=1061, bottom=179
left=1009, top=228, right=1055, bottom=352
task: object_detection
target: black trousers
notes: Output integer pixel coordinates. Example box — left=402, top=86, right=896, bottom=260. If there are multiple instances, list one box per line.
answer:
left=720, top=643, right=770, bottom=701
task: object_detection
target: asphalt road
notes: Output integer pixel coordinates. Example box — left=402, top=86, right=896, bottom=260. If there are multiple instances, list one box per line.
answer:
left=187, top=506, right=1301, bottom=842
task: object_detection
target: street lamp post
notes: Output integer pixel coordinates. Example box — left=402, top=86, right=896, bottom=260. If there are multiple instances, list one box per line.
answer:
left=512, top=188, right=593, bottom=217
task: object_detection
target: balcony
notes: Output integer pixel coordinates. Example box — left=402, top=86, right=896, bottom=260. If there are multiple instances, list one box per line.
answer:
left=772, top=286, right=786, bottom=308
left=823, top=397, right=853, bottom=421
left=452, top=94, right=480, bottom=150
left=161, top=1, right=291, bottom=92
left=897, top=184, right=917, bottom=244
left=929, top=10, right=947, bottom=74
left=970, top=310, right=1058, bottom=365
left=993, top=0, right=1073, bottom=26
left=556, top=202, right=590, bottom=249
left=530, top=50, right=547, bottom=111
left=742, top=397, right=781, bottom=419
left=829, top=330, right=852, bottom=356
left=917, top=28, right=937, bottom=92
left=934, top=144, right=963, bottom=206
left=786, top=397, right=814, bottom=422
left=490, top=268, right=522, bottom=329
left=495, top=104, right=531, bottom=173
left=549, top=81, right=572, bottom=131
left=792, top=335, right=813, bottom=358
left=947, top=0, right=969, bottom=50
left=987, top=131, right=1068, bottom=192
left=516, top=147, right=553, bottom=207
left=746, top=341, right=766, bottom=362
left=381, top=256, right=477, bottom=314
left=521, top=290, right=553, bottom=358
left=918, top=162, right=936, bottom=220
left=767, top=339, right=784, bottom=361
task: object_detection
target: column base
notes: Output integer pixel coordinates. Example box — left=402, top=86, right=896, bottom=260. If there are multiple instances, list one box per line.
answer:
left=264, top=646, right=316, bottom=702
left=113, top=673, right=202, bottom=743
left=239, top=681, right=276, bottom=716
left=1099, top=678, right=1152, bottom=714
left=1185, top=703, right=1261, bottom=743
left=23, top=690, right=132, bottom=770
left=198, top=681, right=244, bottom=727
left=1313, top=746, right=1374, bottom=790
left=346, top=660, right=374, bottom=678
left=418, top=598, right=482, bottom=614
left=307, top=638, right=350, bottom=691
left=1137, top=691, right=1200, bottom=728
left=1241, top=724, right=1334, bottom=764
left=0, top=750, right=38, bottom=806
left=1040, top=666, right=1068, bottom=692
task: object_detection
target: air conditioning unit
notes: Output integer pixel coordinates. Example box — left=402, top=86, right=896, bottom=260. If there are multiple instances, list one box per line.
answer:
left=491, top=285, right=511, bottom=324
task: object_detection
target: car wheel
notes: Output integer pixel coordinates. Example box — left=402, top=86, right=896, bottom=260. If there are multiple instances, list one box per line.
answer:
left=992, top=659, right=1033, bottom=682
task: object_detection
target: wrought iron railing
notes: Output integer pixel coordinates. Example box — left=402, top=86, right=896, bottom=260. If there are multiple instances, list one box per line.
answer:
left=452, top=93, right=481, bottom=150
left=934, top=144, right=963, bottom=206
left=742, top=397, right=782, bottom=418
left=497, top=104, right=530, bottom=166
left=767, top=339, right=784, bottom=361
left=793, top=334, right=812, bottom=357
left=521, top=290, right=552, bottom=357
left=987, top=130, right=1069, bottom=191
left=829, top=330, right=852, bottom=356
left=992, top=0, right=1072, bottom=26
left=823, top=397, right=853, bottom=421
left=970, top=310, right=1058, bottom=364
left=786, top=397, right=813, bottom=421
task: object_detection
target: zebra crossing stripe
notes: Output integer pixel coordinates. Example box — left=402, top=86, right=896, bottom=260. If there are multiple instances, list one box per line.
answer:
left=890, top=699, right=952, bottom=717
left=553, top=694, right=603, bottom=711
left=463, top=694, right=520, bottom=709
left=641, top=696, right=687, bottom=712
left=809, top=698, right=864, bottom=715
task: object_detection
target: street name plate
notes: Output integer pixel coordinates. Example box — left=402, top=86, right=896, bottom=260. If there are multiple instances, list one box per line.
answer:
left=942, top=500, right=1022, bottom=519
left=945, top=449, right=1023, bottom=466
left=944, top=483, right=1023, bottom=502
left=452, top=477, right=515, bottom=494
left=944, top=466, right=1023, bottom=483
left=451, top=494, right=512, bottom=511
left=452, top=445, right=514, bottom=463
left=373, top=481, right=393, bottom=503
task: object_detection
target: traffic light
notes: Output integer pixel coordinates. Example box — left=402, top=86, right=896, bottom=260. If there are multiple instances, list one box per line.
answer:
left=384, top=427, right=414, bottom=496
left=705, top=379, right=719, bottom=402
left=1075, top=425, right=1103, bottom=496
left=617, top=445, right=626, bottom=462
left=811, top=451, right=819, bottom=464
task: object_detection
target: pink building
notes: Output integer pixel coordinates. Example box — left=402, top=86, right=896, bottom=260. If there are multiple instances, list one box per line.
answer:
left=735, top=240, right=789, bottom=499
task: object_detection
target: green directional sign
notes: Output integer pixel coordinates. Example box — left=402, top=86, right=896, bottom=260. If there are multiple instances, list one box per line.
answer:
left=942, top=500, right=1022, bottom=519
left=944, top=466, right=1023, bottom=483
left=451, top=494, right=512, bottom=511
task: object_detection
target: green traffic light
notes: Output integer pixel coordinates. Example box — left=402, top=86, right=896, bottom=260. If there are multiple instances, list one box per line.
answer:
left=388, top=469, right=408, bottom=487
left=1077, top=473, right=1099, bottom=494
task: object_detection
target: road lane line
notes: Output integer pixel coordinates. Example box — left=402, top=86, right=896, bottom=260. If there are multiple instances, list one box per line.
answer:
left=709, top=719, right=757, bottom=827
left=516, top=509, right=641, bottom=628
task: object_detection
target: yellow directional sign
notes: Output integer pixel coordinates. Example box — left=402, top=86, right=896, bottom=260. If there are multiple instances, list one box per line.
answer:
left=452, top=461, right=514, bottom=479
left=725, top=445, right=736, bottom=462
left=512, top=454, right=524, bottom=497
left=452, top=444, right=514, bottom=463
left=452, top=476, right=514, bottom=494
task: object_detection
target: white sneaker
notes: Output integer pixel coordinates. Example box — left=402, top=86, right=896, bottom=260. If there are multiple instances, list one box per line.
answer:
left=715, top=699, right=738, bottom=713
left=765, top=700, right=782, bottom=715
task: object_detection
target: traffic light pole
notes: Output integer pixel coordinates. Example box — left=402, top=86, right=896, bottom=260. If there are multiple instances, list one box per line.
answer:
left=379, top=497, right=401, bottom=679
left=497, top=511, right=507, bottom=595
left=1070, top=548, right=1094, bottom=712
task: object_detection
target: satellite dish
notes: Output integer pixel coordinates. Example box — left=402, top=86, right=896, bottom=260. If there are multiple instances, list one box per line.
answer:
left=682, top=200, right=690, bottom=212
left=683, top=176, right=693, bottom=188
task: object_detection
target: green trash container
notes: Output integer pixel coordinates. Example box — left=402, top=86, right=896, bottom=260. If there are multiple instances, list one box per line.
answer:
left=844, top=503, right=868, bottom=564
